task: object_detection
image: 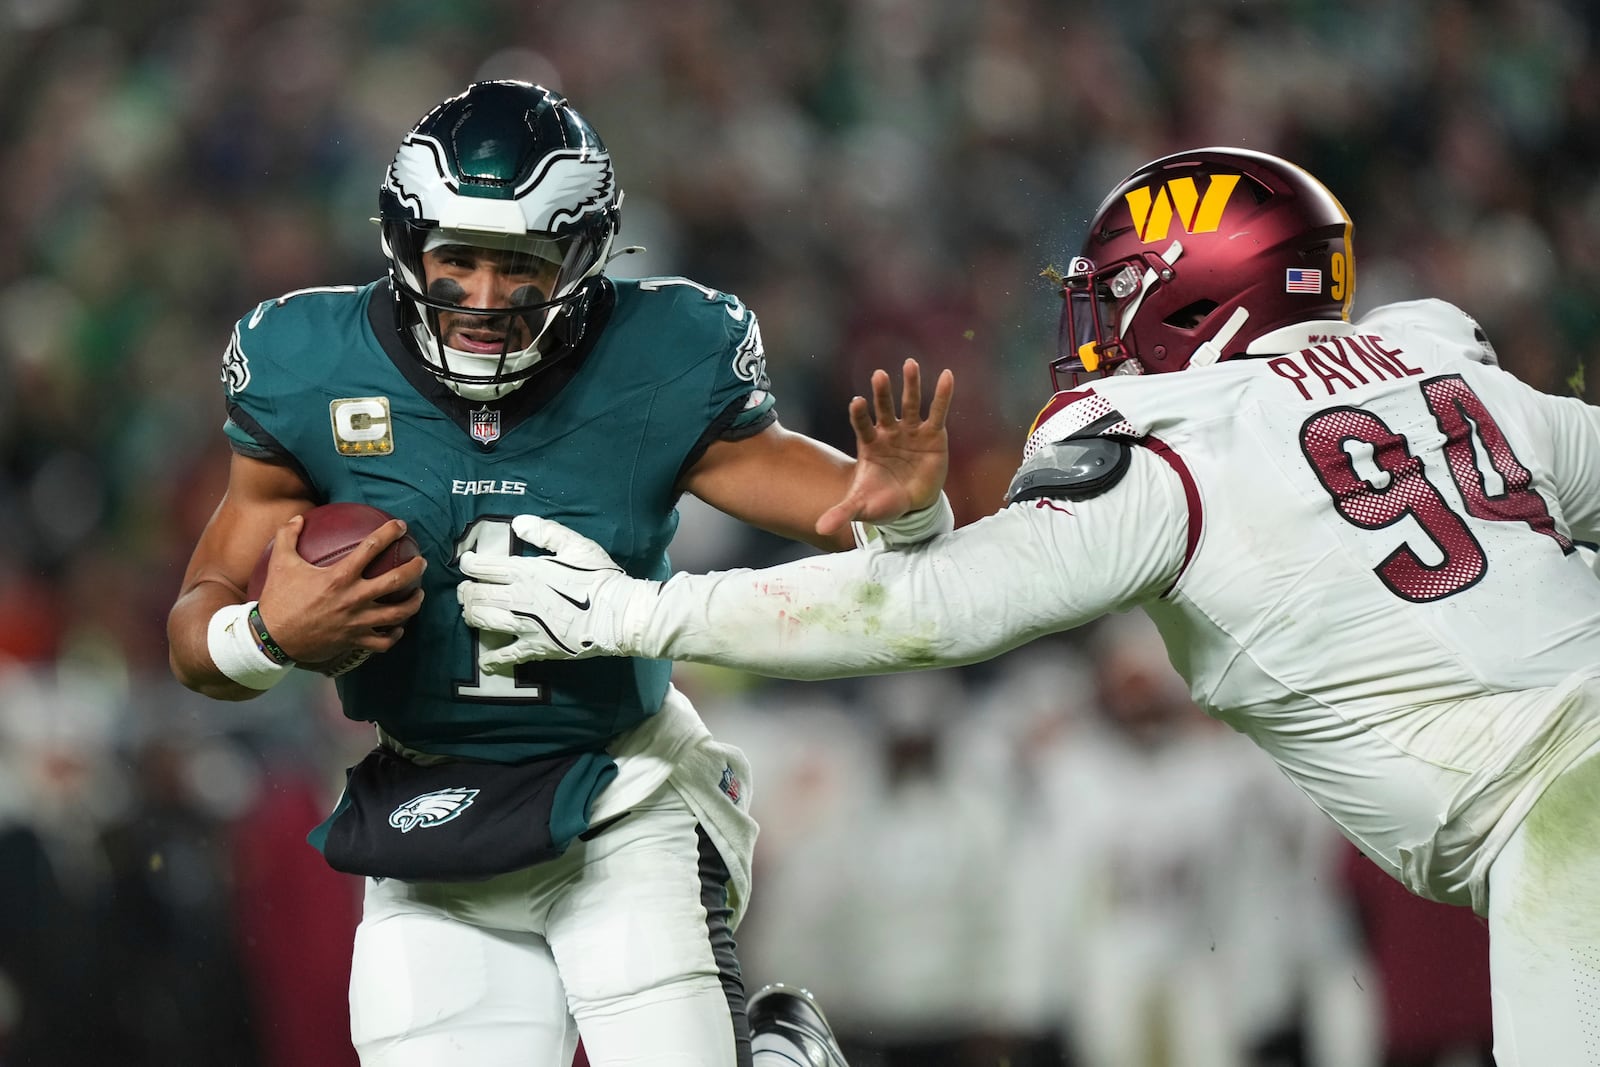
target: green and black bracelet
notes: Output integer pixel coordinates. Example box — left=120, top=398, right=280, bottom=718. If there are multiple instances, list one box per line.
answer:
left=246, top=605, right=295, bottom=666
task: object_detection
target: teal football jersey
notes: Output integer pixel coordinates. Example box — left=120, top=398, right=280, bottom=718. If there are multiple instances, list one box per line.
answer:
left=221, top=277, right=776, bottom=763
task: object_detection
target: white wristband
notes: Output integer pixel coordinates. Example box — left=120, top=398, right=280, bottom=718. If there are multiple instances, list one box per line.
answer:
left=207, top=601, right=294, bottom=691
left=851, top=492, right=955, bottom=549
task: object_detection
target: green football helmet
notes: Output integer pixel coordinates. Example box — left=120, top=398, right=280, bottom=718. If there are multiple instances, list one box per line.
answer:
left=379, top=80, right=622, bottom=400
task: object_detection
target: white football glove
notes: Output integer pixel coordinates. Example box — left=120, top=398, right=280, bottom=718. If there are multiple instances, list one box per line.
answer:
left=456, top=515, right=657, bottom=672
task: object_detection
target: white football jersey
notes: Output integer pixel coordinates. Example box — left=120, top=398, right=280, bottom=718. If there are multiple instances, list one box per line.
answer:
left=641, top=299, right=1600, bottom=908
left=1081, top=299, right=1600, bottom=907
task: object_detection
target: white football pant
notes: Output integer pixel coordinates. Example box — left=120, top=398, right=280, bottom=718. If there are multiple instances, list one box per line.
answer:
left=349, top=783, right=747, bottom=1066
left=1486, top=738, right=1600, bottom=1066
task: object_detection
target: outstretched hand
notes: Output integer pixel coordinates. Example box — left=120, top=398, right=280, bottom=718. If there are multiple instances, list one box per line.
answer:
left=815, top=359, right=956, bottom=538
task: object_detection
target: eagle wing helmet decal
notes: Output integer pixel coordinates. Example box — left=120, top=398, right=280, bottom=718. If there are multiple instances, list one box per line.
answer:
left=385, top=134, right=452, bottom=218
left=520, top=149, right=616, bottom=231
left=386, top=135, right=615, bottom=232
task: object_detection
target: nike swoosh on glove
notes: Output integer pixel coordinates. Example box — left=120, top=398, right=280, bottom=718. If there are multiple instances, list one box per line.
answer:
left=456, top=515, right=658, bottom=672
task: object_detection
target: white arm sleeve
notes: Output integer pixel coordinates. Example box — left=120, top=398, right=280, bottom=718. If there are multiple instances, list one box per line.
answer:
left=629, top=447, right=1189, bottom=678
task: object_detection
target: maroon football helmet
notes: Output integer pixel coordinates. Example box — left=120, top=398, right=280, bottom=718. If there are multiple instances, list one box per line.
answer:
left=1052, top=147, right=1354, bottom=388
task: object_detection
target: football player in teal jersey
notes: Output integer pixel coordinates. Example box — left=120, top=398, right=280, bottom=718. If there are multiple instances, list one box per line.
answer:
left=166, top=80, right=948, bottom=1067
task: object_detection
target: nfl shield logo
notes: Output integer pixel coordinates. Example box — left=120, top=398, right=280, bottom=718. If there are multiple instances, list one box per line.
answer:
left=470, top=405, right=501, bottom=445
left=719, top=764, right=742, bottom=803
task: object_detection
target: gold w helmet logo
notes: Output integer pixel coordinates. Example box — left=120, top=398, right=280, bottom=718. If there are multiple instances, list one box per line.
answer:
left=1124, top=174, right=1241, bottom=242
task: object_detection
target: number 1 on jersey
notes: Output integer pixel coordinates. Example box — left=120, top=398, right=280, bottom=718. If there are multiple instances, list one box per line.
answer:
left=454, top=517, right=548, bottom=701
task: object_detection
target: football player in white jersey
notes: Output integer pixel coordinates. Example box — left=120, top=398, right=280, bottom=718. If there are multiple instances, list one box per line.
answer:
left=458, top=147, right=1600, bottom=1066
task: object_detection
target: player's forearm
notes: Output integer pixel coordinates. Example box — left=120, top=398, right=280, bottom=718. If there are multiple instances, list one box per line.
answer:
left=628, top=505, right=1133, bottom=678
left=167, top=585, right=274, bottom=701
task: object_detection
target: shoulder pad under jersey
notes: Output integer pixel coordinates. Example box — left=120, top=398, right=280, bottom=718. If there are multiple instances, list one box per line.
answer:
left=1357, top=298, right=1498, bottom=367
left=1004, top=436, right=1132, bottom=504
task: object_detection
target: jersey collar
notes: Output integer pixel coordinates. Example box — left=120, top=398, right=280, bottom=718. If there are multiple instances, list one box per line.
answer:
left=366, top=278, right=615, bottom=448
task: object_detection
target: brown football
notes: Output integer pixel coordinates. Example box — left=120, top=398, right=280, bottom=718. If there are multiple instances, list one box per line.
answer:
left=247, top=502, right=422, bottom=603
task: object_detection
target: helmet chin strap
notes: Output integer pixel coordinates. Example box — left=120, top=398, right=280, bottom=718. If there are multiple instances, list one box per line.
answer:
left=409, top=323, right=539, bottom=401
left=1189, top=306, right=1251, bottom=368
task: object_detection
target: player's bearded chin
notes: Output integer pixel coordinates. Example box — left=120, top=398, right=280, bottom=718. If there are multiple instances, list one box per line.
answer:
left=426, top=278, right=539, bottom=350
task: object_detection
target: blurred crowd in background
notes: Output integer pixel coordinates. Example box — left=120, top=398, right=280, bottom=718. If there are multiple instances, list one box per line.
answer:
left=0, top=0, right=1590, bottom=1062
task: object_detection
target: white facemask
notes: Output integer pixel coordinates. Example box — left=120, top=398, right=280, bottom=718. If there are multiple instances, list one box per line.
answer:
left=408, top=322, right=545, bottom=401
left=410, top=227, right=570, bottom=401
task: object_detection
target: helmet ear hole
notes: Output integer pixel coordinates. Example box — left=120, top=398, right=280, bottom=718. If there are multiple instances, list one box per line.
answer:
left=1164, top=300, right=1219, bottom=330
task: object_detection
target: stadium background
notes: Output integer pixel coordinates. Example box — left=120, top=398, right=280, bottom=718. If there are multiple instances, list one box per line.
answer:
left=0, top=0, right=1591, bottom=1063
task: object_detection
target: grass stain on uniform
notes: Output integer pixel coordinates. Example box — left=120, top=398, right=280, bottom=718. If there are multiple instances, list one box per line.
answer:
left=783, top=582, right=943, bottom=667
left=1512, top=748, right=1600, bottom=949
